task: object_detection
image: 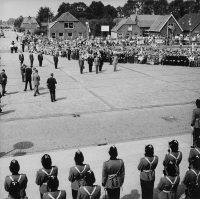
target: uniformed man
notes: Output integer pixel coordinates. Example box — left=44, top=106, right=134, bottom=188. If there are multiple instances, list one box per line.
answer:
left=191, top=99, right=200, bottom=147
left=137, top=144, right=159, bottom=199
left=102, top=146, right=125, bottom=199
left=43, top=176, right=66, bottom=199
left=87, top=54, right=94, bottom=72
left=38, top=52, right=43, bottom=67
left=19, top=52, right=24, bottom=66
left=68, top=150, right=91, bottom=199
left=35, top=154, right=58, bottom=199
left=77, top=170, right=101, bottom=199
left=53, top=54, right=59, bottom=69
left=47, top=73, right=57, bottom=102
left=4, top=159, right=28, bottom=199
left=183, top=155, right=200, bottom=199
left=79, top=56, right=84, bottom=74
left=157, top=163, right=180, bottom=199
left=29, top=51, right=34, bottom=68
left=163, top=140, right=182, bottom=176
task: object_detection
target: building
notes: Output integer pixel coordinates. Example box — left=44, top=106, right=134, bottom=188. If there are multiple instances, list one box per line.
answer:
left=20, top=16, right=39, bottom=34
left=179, top=12, right=200, bottom=36
left=49, top=12, right=88, bottom=39
left=111, top=14, right=183, bottom=38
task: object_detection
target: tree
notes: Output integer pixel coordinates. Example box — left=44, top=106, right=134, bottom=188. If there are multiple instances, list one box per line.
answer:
left=116, top=6, right=124, bottom=17
left=89, top=1, right=105, bottom=19
left=14, top=16, right=23, bottom=28
left=7, top=18, right=16, bottom=26
left=122, top=0, right=140, bottom=17
left=54, top=2, right=71, bottom=20
left=103, top=5, right=117, bottom=19
left=36, top=7, right=54, bottom=24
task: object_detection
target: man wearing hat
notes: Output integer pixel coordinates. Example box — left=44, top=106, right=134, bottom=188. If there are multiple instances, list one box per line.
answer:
left=4, top=159, right=28, bottom=199
left=0, top=69, right=8, bottom=96
left=29, top=51, right=34, bottom=68
left=68, top=150, right=91, bottom=199
left=163, top=140, right=182, bottom=176
left=102, top=146, right=125, bottom=199
left=38, top=52, right=43, bottom=67
left=46, top=73, right=57, bottom=102
left=138, top=144, right=159, bottom=199
left=191, top=99, right=200, bottom=147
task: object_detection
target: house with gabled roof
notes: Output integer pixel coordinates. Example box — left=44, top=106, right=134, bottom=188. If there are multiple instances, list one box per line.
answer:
left=111, top=14, right=183, bottom=38
left=49, top=12, right=88, bottom=39
left=179, top=12, right=200, bottom=36
left=20, top=16, right=40, bottom=34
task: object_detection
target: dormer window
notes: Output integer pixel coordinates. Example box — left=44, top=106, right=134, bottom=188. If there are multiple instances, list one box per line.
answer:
left=64, top=22, right=73, bottom=29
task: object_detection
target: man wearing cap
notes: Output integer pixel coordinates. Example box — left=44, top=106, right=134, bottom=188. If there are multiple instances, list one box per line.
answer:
left=4, top=159, right=28, bottom=199
left=33, top=69, right=40, bottom=96
left=19, top=52, right=24, bottom=66
left=24, top=65, right=33, bottom=91
left=102, top=146, right=125, bottom=199
left=0, top=69, right=8, bottom=96
left=138, top=144, right=159, bottom=199
left=29, top=51, right=34, bottom=68
left=47, top=73, right=57, bottom=102
left=68, top=150, right=91, bottom=199
left=38, top=52, right=43, bottom=67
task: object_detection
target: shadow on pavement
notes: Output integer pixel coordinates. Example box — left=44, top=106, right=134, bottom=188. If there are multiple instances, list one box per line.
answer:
left=0, top=149, right=16, bottom=158
left=121, top=189, right=140, bottom=199
left=13, top=151, right=27, bottom=157
left=39, top=92, right=49, bottom=96
left=57, top=97, right=67, bottom=101
left=0, top=110, right=15, bottom=115
left=6, top=91, right=19, bottom=95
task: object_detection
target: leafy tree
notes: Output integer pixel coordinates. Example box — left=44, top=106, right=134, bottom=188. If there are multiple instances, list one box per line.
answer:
left=116, top=6, right=124, bottom=17
left=36, top=7, right=54, bottom=24
left=89, top=1, right=105, bottom=19
left=14, top=16, right=23, bottom=28
left=122, top=0, right=140, bottom=17
left=103, top=5, right=118, bottom=19
left=54, top=2, right=71, bottom=21
left=7, top=18, right=16, bottom=26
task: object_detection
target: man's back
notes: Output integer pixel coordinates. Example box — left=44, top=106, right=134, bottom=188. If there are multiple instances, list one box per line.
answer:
left=47, top=77, right=57, bottom=90
left=25, top=68, right=32, bottom=79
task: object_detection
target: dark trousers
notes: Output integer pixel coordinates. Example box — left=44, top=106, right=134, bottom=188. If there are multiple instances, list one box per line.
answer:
left=68, top=54, right=71, bottom=60
left=80, top=66, right=83, bottom=74
left=30, top=60, right=33, bottom=67
left=89, top=64, right=93, bottom=72
left=20, top=60, right=24, bottom=66
left=54, top=61, right=58, bottom=69
left=10, top=47, right=13, bottom=53
left=140, top=179, right=154, bottom=199
left=22, top=74, right=25, bottom=82
left=95, top=65, right=99, bottom=74
left=106, top=188, right=120, bottom=199
left=1, top=84, right=6, bottom=95
left=71, top=189, right=78, bottom=199
left=193, top=128, right=200, bottom=147
left=99, top=64, right=103, bottom=72
left=49, top=89, right=56, bottom=101
left=24, top=79, right=32, bottom=90
left=39, top=61, right=42, bottom=67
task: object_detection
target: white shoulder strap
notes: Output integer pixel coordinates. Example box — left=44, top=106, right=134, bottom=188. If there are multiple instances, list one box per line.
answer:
left=191, top=169, right=200, bottom=185
left=48, top=191, right=62, bottom=199
left=166, top=176, right=177, bottom=189
left=42, top=167, right=54, bottom=175
left=9, top=175, right=21, bottom=182
left=83, top=186, right=97, bottom=199
left=195, top=148, right=200, bottom=154
left=145, top=156, right=156, bottom=169
left=169, top=152, right=180, bottom=164
left=75, top=165, right=87, bottom=174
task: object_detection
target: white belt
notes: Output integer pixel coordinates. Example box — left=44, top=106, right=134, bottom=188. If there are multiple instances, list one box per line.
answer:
left=43, top=182, right=47, bottom=185
left=143, top=170, right=152, bottom=172
left=163, top=190, right=171, bottom=193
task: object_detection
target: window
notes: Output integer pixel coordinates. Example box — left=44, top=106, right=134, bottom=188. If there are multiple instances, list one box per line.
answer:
left=52, top=33, right=56, bottom=38
left=68, top=32, right=73, bottom=37
left=64, top=22, right=74, bottom=29
left=59, top=33, right=63, bottom=39
left=79, top=32, right=83, bottom=38
left=126, top=34, right=130, bottom=38
left=118, top=33, right=123, bottom=38
left=128, top=25, right=132, bottom=31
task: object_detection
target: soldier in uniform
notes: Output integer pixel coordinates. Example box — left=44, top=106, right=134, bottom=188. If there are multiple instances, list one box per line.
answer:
left=157, top=163, right=180, bottom=199
left=38, top=52, right=43, bottom=67
left=53, top=54, right=59, bottom=69
left=35, top=154, right=58, bottom=199
left=77, top=170, right=101, bottom=199
left=102, top=146, right=125, bottom=199
left=29, top=51, right=34, bottom=68
left=137, top=144, right=159, bottom=199
left=4, top=159, right=28, bottom=199
left=19, top=52, right=24, bottom=67
left=68, top=150, right=91, bottom=199
left=43, top=176, right=66, bottom=199
left=191, top=99, right=200, bottom=147
left=183, top=155, right=200, bottom=199
left=87, top=54, right=94, bottom=72
left=163, top=140, right=182, bottom=176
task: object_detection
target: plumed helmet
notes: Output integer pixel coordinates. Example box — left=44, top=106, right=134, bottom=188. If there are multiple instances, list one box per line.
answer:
left=9, top=159, right=20, bottom=173
left=169, top=140, right=179, bottom=151
left=109, top=145, right=118, bottom=157
left=84, top=170, right=96, bottom=185
left=47, top=175, right=59, bottom=190
left=196, top=99, right=200, bottom=108
left=145, top=144, right=154, bottom=155
left=41, top=154, right=52, bottom=169
left=74, top=150, right=84, bottom=163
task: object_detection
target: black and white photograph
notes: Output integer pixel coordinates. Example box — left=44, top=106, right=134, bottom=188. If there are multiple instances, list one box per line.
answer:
left=0, top=0, right=200, bottom=198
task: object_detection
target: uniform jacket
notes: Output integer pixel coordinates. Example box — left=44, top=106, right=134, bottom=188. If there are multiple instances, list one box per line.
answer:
left=33, top=73, right=40, bottom=85
left=38, top=54, right=43, bottom=61
left=68, top=164, right=90, bottom=190
left=43, top=190, right=66, bottom=199
left=25, top=68, right=32, bottom=80
left=53, top=55, right=58, bottom=63
left=94, top=57, right=100, bottom=66
left=157, top=175, right=180, bottom=199
left=4, top=174, right=28, bottom=199
left=88, top=57, right=94, bottom=65
left=47, top=77, right=57, bottom=90
left=102, top=158, right=125, bottom=189
left=29, top=54, right=34, bottom=61
left=163, top=151, right=182, bottom=175
left=77, top=185, right=101, bottom=199
left=191, top=108, right=200, bottom=128
left=137, top=156, right=159, bottom=181
left=35, top=166, right=58, bottom=194
left=0, top=72, right=7, bottom=84
left=188, top=147, right=200, bottom=167
left=19, top=54, right=24, bottom=61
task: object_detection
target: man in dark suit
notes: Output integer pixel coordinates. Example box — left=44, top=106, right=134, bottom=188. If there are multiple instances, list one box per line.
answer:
left=53, top=54, right=59, bottom=69
left=29, top=51, right=34, bottom=68
left=47, top=73, right=57, bottom=102
left=38, top=52, right=43, bottom=67
left=24, top=65, right=32, bottom=91
left=67, top=48, right=71, bottom=60
left=87, top=54, right=94, bottom=72
left=0, top=69, right=8, bottom=96
left=19, top=52, right=24, bottom=66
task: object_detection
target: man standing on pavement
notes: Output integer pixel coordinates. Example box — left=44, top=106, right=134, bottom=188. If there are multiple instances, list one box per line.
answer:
left=19, top=52, right=24, bottom=66
left=38, top=52, right=43, bottom=67
left=88, top=54, right=94, bottom=72
left=33, top=69, right=40, bottom=96
left=94, top=55, right=100, bottom=74
left=24, top=65, right=33, bottom=91
left=29, top=51, right=34, bottom=68
left=0, top=69, right=8, bottom=96
left=67, top=48, right=71, bottom=60
left=20, top=64, right=26, bottom=82
left=79, top=56, right=84, bottom=74
left=53, top=54, right=59, bottom=69
left=47, top=73, right=57, bottom=102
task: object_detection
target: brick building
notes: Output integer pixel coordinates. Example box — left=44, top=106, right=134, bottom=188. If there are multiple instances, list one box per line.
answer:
left=20, top=16, right=39, bottom=34
left=49, top=12, right=88, bottom=39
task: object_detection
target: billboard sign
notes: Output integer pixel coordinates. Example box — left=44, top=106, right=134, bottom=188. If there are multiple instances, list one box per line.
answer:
left=101, top=25, right=109, bottom=32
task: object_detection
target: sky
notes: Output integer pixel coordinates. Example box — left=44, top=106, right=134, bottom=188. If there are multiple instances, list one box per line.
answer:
left=0, top=0, right=128, bottom=21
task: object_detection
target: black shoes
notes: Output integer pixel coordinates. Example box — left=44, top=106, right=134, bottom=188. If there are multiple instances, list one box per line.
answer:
left=34, top=94, right=36, bottom=97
